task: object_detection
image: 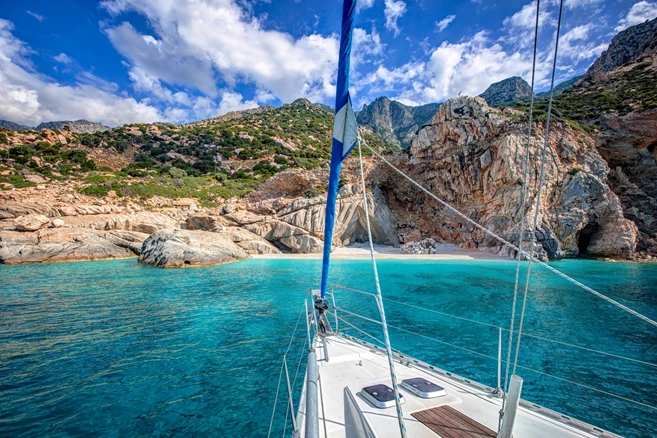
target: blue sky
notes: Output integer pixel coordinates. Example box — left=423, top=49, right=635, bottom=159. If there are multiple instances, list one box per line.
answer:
left=0, top=0, right=655, bottom=127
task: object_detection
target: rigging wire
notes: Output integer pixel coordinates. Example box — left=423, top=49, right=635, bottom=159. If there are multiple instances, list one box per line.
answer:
left=334, top=285, right=657, bottom=369
left=336, top=305, right=657, bottom=413
left=357, top=137, right=408, bottom=437
left=512, top=0, right=565, bottom=378
left=281, top=335, right=308, bottom=438
left=358, top=137, right=657, bottom=330
left=504, top=0, right=542, bottom=419
left=267, top=306, right=304, bottom=438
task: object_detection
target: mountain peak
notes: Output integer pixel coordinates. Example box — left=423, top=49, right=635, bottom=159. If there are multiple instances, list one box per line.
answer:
left=479, top=77, right=533, bottom=107
left=356, top=97, right=441, bottom=148
left=584, top=17, right=657, bottom=81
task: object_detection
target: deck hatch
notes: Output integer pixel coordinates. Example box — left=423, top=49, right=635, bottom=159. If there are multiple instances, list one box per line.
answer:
left=401, top=377, right=446, bottom=398
left=361, top=384, right=406, bottom=409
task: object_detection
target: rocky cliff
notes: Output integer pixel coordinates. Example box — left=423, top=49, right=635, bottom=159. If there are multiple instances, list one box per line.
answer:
left=357, top=97, right=441, bottom=148
left=584, top=17, right=657, bottom=81
left=373, top=96, right=638, bottom=260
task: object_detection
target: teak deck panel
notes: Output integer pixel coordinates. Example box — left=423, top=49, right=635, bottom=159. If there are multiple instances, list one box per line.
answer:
left=411, top=405, right=497, bottom=438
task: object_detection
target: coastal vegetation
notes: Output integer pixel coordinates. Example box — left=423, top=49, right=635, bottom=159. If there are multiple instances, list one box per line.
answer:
left=0, top=99, right=393, bottom=204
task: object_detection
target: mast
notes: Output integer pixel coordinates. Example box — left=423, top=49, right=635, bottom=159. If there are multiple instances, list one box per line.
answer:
left=320, top=0, right=359, bottom=299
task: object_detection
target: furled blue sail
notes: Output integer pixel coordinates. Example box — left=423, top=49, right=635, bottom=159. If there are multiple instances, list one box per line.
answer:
left=320, top=0, right=358, bottom=299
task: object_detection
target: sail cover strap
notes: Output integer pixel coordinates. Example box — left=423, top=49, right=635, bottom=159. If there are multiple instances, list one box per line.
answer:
left=320, top=0, right=358, bottom=299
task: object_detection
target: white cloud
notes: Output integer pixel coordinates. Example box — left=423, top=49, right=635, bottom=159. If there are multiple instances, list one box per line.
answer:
left=101, top=0, right=340, bottom=104
left=53, top=53, right=72, bottom=64
left=435, top=15, right=456, bottom=32
left=217, top=92, right=258, bottom=114
left=0, top=19, right=163, bottom=127
left=615, top=1, right=657, bottom=32
left=384, top=0, right=407, bottom=36
left=559, top=24, right=608, bottom=64
left=357, top=0, right=376, bottom=12
left=352, top=27, right=384, bottom=68
left=362, top=30, right=547, bottom=105
left=503, top=1, right=554, bottom=31
left=104, top=22, right=218, bottom=96
left=359, top=0, right=614, bottom=106
left=26, top=11, right=44, bottom=22
left=564, top=0, right=603, bottom=10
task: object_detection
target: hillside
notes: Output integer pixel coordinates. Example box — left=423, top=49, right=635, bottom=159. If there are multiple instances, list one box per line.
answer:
left=0, top=98, right=390, bottom=204
left=356, top=96, right=440, bottom=148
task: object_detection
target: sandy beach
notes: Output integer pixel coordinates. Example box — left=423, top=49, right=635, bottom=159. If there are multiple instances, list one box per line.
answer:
left=252, top=242, right=509, bottom=260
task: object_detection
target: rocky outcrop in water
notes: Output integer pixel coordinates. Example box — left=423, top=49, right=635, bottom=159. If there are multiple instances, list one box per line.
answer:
left=375, top=96, right=638, bottom=260
left=0, top=229, right=145, bottom=264
left=138, top=229, right=249, bottom=268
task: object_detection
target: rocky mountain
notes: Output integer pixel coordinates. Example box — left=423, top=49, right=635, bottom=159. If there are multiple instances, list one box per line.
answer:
left=374, top=96, right=637, bottom=260
left=584, top=17, right=657, bottom=81
left=0, top=119, right=110, bottom=133
left=36, top=120, right=110, bottom=133
left=356, top=96, right=441, bottom=148
left=0, top=120, right=31, bottom=131
left=480, top=75, right=583, bottom=107
left=479, top=76, right=533, bottom=107
left=535, top=75, right=582, bottom=99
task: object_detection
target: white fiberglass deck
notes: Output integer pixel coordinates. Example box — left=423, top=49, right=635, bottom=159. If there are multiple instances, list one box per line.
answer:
left=297, top=334, right=618, bottom=438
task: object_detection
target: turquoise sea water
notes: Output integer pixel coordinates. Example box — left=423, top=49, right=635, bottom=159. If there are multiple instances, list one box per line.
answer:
left=1, top=258, right=656, bottom=437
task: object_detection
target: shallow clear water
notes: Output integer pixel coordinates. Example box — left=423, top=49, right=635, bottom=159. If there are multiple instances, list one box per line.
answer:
left=1, top=258, right=656, bottom=437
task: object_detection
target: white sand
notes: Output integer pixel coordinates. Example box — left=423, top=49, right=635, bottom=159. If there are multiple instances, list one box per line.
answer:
left=252, top=242, right=508, bottom=260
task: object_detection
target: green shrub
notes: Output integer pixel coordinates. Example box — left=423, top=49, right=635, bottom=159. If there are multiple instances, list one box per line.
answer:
left=168, top=167, right=187, bottom=178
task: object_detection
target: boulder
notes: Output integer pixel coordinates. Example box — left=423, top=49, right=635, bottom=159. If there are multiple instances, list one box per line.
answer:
left=139, top=229, right=249, bottom=268
left=224, top=227, right=282, bottom=254
left=14, top=214, right=50, bottom=231
left=0, top=229, right=137, bottom=264
left=51, top=218, right=65, bottom=228
left=24, top=174, right=47, bottom=184
left=0, top=202, right=54, bottom=219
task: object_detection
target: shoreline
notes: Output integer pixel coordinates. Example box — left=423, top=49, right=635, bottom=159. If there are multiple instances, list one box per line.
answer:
left=253, top=243, right=511, bottom=261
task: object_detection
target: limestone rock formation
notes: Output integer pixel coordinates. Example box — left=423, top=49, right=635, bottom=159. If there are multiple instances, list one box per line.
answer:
left=376, top=96, right=637, bottom=260
left=0, top=229, right=145, bottom=264
left=13, top=214, right=50, bottom=231
left=185, top=214, right=281, bottom=254
left=233, top=173, right=399, bottom=253
left=139, top=229, right=249, bottom=268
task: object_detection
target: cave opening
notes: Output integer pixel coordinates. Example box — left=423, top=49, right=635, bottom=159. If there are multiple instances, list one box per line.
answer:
left=576, top=223, right=601, bottom=255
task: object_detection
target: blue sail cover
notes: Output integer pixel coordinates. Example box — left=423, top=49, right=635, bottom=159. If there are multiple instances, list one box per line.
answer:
left=320, top=0, right=359, bottom=298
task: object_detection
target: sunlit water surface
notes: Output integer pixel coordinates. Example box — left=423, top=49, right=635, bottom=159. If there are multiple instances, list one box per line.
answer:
left=1, top=258, right=656, bottom=437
